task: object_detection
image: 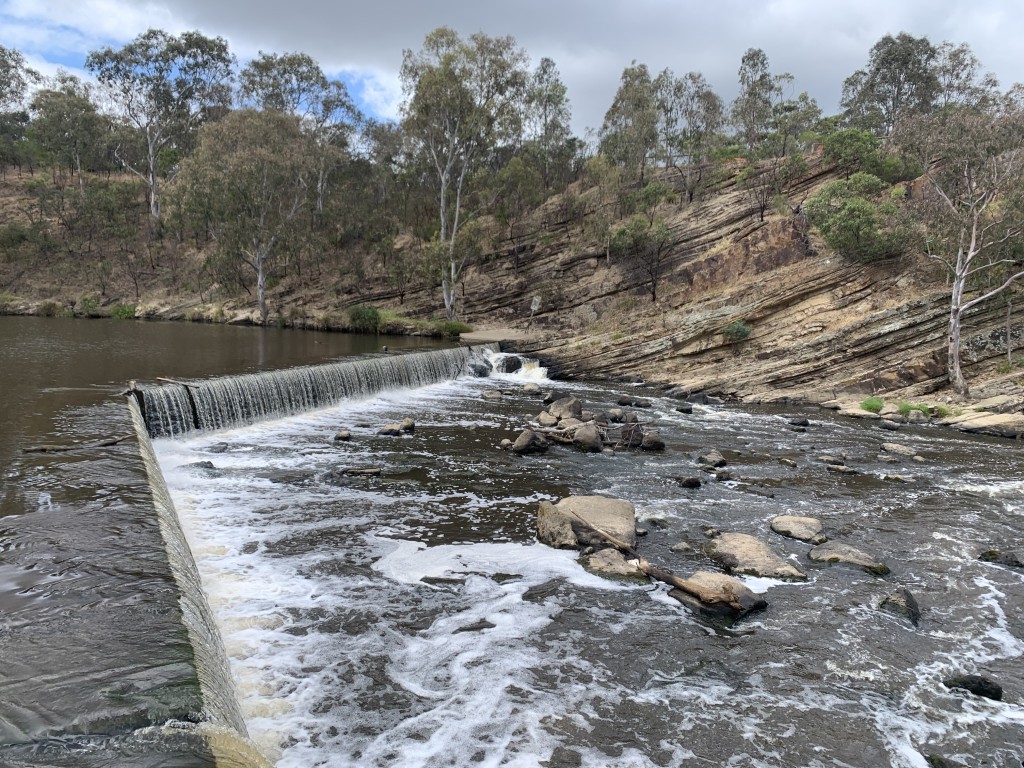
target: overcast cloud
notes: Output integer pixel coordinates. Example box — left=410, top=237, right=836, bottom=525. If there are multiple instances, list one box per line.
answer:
left=2, top=0, right=1023, bottom=134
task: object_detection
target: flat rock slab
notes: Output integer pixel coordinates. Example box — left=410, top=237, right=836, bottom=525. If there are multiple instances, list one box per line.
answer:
left=881, top=442, right=917, bottom=457
left=706, top=532, right=806, bottom=581
left=809, top=541, right=890, bottom=575
left=537, top=496, right=637, bottom=551
left=771, top=515, right=827, bottom=544
left=941, top=411, right=1024, bottom=439
left=669, top=570, right=768, bottom=619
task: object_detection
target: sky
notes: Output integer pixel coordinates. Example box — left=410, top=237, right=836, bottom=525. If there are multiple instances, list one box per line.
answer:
left=2, top=0, right=1023, bottom=135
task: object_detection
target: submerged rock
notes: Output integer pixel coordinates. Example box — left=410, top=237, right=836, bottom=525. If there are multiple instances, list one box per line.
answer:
left=677, top=477, right=703, bottom=489
left=809, top=541, right=890, bottom=575
left=536, top=495, right=637, bottom=551
left=668, top=570, right=768, bottom=619
left=770, top=515, right=826, bottom=544
left=879, top=586, right=921, bottom=626
left=942, top=674, right=1003, bottom=701
left=979, top=548, right=1024, bottom=570
left=378, top=423, right=403, bottom=436
left=706, top=532, right=807, bottom=580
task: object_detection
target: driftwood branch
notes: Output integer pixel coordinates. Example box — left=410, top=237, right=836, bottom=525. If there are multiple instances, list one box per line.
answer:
left=23, top=434, right=135, bottom=454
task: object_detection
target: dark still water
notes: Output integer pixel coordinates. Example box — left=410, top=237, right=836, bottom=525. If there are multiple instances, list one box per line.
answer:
left=0, top=316, right=447, bottom=766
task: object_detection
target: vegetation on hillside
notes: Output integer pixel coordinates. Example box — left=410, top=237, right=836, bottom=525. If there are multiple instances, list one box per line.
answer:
left=1, top=29, right=1023, bottom=395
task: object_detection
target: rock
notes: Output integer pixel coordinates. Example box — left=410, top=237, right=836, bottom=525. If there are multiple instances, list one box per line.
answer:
left=827, top=464, right=859, bottom=475
left=606, top=408, right=626, bottom=423
left=495, top=355, right=522, bottom=374
left=669, top=570, right=769, bottom=619
left=542, top=389, right=570, bottom=405
left=548, top=396, right=583, bottom=421
left=770, top=515, right=826, bottom=544
left=499, top=438, right=513, bottom=449
left=664, top=386, right=690, bottom=400
left=573, top=423, right=604, bottom=453
left=706, top=532, right=807, bottom=581
left=697, top=449, right=727, bottom=468
left=675, top=403, right=694, bottom=414
left=523, top=382, right=541, bottom=395
left=942, top=674, right=1003, bottom=701
left=400, top=418, right=415, bottom=433
left=512, top=429, right=549, bottom=455
left=788, top=417, right=810, bottom=427
left=378, top=423, right=403, bottom=436
left=466, top=358, right=493, bottom=377
left=779, top=458, right=798, bottom=468
left=582, top=548, right=647, bottom=583
left=817, top=454, right=845, bottom=465
left=617, top=394, right=635, bottom=406
left=186, top=460, right=216, bottom=470
left=880, top=419, right=901, bottom=431
left=640, top=430, right=666, bottom=451
left=714, top=469, right=738, bottom=482
left=537, top=495, right=638, bottom=551
left=536, top=499, right=578, bottom=548
left=670, top=541, right=693, bottom=553
left=905, top=409, right=929, bottom=423
left=634, top=398, right=653, bottom=408
left=333, top=430, right=352, bottom=442
left=481, top=389, right=504, bottom=401
left=809, top=542, right=890, bottom=575
left=979, top=549, right=1024, bottom=569
left=559, top=417, right=585, bottom=432
left=879, top=587, right=921, bottom=626
left=924, top=755, right=966, bottom=768
left=677, top=477, right=703, bottom=489
left=622, top=411, right=639, bottom=424
left=207, top=443, right=230, bottom=453
left=882, top=442, right=917, bottom=457
left=537, top=411, right=559, bottom=427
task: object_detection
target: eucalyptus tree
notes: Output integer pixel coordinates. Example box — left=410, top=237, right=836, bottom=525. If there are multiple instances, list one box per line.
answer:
left=894, top=95, right=1024, bottom=396
left=400, top=27, right=529, bottom=319
left=840, top=32, right=938, bottom=136
left=933, top=41, right=999, bottom=109
left=730, top=48, right=782, bottom=152
left=171, top=109, right=315, bottom=325
left=524, top=56, right=572, bottom=189
left=29, top=73, right=108, bottom=192
left=653, top=69, right=724, bottom=202
left=599, top=61, right=659, bottom=181
left=0, top=45, right=39, bottom=111
left=86, top=29, right=235, bottom=219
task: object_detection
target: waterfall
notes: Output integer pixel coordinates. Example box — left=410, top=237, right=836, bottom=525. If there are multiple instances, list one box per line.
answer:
left=139, top=344, right=498, bottom=438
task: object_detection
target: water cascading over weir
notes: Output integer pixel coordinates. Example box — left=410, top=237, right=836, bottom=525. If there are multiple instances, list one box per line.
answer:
left=123, top=344, right=498, bottom=764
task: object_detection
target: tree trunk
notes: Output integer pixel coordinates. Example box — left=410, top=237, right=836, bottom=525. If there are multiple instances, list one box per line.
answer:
left=256, top=251, right=268, bottom=326
left=947, top=304, right=969, bottom=397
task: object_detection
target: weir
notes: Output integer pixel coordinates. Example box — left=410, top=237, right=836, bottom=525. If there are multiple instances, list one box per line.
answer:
left=139, top=344, right=498, bottom=438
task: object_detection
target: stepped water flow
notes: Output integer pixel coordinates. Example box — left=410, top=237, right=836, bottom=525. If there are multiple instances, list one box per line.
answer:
left=139, top=344, right=498, bottom=438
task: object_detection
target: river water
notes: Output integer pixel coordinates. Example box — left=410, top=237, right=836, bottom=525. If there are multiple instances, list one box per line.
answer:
left=1, top=317, right=1022, bottom=767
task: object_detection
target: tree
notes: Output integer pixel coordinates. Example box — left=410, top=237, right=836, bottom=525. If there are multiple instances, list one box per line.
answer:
left=822, top=128, right=881, bottom=177
left=653, top=70, right=724, bottom=202
left=894, top=99, right=1024, bottom=396
left=730, top=48, right=782, bottom=152
left=492, top=156, right=544, bottom=272
left=400, top=27, right=529, bottom=319
left=739, top=153, right=806, bottom=221
left=29, top=73, right=108, bottom=192
left=170, top=109, right=315, bottom=325
left=933, top=41, right=999, bottom=110
left=610, top=214, right=677, bottom=302
left=0, top=45, right=38, bottom=111
left=524, top=57, right=572, bottom=190
left=840, top=32, right=938, bottom=136
left=805, top=172, right=906, bottom=261
left=599, top=62, right=658, bottom=181
left=86, top=29, right=235, bottom=219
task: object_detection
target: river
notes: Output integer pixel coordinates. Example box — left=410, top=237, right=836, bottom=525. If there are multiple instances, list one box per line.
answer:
left=1, top=316, right=1022, bottom=767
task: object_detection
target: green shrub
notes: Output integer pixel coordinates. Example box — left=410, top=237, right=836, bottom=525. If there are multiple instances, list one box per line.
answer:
left=38, top=300, right=62, bottom=317
left=861, top=396, right=884, bottom=413
left=347, top=305, right=381, bottom=333
left=897, top=401, right=931, bottom=418
left=111, top=304, right=136, bottom=320
left=78, top=296, right=100, bottom=316
left=434, top=320, right=473, bottom=338
left=933, top=405, right=954, bottom=418
left=723, top=319, right=752, bottom=343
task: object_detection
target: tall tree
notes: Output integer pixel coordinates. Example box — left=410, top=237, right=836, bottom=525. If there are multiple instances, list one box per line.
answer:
left=599, top=62, right=658, bottom=181
left=840, top=32, right=938, bottom=136
left=653, top=69, right=724, bottom=202
left=170, top=109, right=315, bottom=325
left=932, top=41, right=999, bottom=109
left=730, top=48, right=782, bottom=152
left=29, top=73, right=107, bottom=192
left=0, top=45, right=39, bottom=111
left=400, top=27, right=529, bottom=319
left=894, top=97, right=1024, bottom=396
left=86, top=29, right=235, bottom=219
left=524, top=56, right=572, bottom=189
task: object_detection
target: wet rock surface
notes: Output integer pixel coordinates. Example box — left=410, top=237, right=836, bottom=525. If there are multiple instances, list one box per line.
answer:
left=809, top=541, right=890, bottom=575
left=706, top=532, right=807, bottom=581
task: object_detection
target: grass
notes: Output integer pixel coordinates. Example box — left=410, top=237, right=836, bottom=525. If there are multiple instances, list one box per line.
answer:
left=860, top=396, right=884, bottom=413
left=111, top=303, right=136, bottom=320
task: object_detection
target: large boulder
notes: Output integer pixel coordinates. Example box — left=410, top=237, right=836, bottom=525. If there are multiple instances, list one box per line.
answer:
left=512, top=429, right=549, bottom=455
left=979, top=548, right=1024, bottom=570
left=706, top=532, right=807, bottom=580
left=536, top=500, right=578, bottom=549
left=809, top=541, right=890, bottom=575
left=640, top=430, right=666, bottom=451
left=495, top=355, right=523, bottom=374
left=466, top=357, right=493, bottom=377
left=548, top=396, right=584, bottom=421
left=669, top=571, right=768, bottom=619
left=536, top=496, right=637, bottom=551
left=770, top=515, right=827, bottom=544
left=615, top=423, right=644, bottom=449
left=942, top=674, right=1003, bottom=701
left=879, top=587, right=921, bottom=626
left=572, top=423, right=604, bottom=453
left=697, top=449, right=727, bottom=468
left=537, top=411, right=559, bottom=427
left=582, top=548, right=647, bottom=583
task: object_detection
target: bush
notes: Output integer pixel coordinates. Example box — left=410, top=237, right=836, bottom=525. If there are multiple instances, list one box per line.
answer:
left=347, top=305, right=381, bottom=333
left=723, top=319, right=752, bottom=343
left=861, top=396, right=884, bottom=413
left=111, top=304, right=136, bottom=320
left=897, top=401, right=930, bottom=418
left=434, top=320, right=473, bottom=338
left=77, top=296, right=100, bottom=317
